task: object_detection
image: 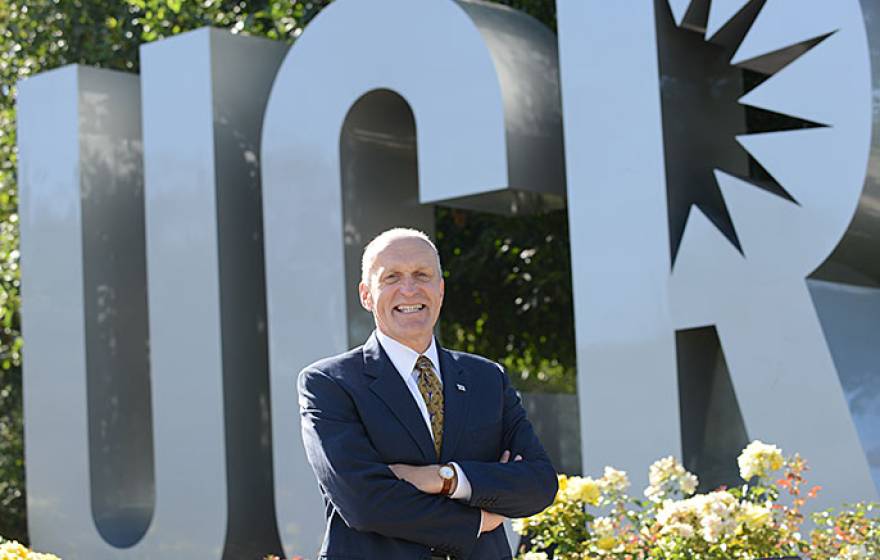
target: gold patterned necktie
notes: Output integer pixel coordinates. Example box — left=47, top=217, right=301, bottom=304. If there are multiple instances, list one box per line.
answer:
left=415, top=355, right=444, bottom=459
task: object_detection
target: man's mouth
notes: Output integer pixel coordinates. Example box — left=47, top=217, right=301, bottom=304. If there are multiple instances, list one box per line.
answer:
left=394, top=304, right=426, bottom=314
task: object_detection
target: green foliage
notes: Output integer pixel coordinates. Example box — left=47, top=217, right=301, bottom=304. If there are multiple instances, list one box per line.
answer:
left=809, top=502, right=880, bottom=560
left=0, top=0, right=564, bottom=544
left=493, top=0, right=556, bottom=31
left=437, top=208, right=575, bottom=394
left=125, top=1, right=330, bottom=55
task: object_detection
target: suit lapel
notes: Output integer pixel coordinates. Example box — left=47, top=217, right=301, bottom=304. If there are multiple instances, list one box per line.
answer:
left=438, top=346, right=470, bottom=463
left=363, top=333, right=436, bottom=462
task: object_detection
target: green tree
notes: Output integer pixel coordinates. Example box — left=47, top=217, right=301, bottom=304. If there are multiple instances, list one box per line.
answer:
left=0, top=0, right=567, bottom=544
left=437, top=207, right=574, bottom=393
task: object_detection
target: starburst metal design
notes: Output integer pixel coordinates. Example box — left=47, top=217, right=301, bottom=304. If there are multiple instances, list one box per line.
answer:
left=659, top=0, right=835, bottom=264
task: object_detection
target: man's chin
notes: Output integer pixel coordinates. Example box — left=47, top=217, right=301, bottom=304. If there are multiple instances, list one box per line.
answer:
left=384, top=326, right=433, bottom=349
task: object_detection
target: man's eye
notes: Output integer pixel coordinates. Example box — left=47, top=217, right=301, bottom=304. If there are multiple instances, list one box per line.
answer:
left=384, top=274, right=399, bottom=283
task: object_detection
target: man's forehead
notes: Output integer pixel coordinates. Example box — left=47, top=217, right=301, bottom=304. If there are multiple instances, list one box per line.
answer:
left=376, top=237, right=434, bottom=256
left=370, top=237, right=437, bottom=269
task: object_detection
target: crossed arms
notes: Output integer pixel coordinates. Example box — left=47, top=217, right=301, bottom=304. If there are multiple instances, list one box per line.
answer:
left=298, top=364, right=558, bottom=559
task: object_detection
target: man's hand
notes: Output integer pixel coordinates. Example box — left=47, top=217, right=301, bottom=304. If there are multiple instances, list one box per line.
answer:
left=479, top=510, right=505, bottom=534
left=388, top=464, right=444, bottom=494
left=499, top=450, right=522, bottom=463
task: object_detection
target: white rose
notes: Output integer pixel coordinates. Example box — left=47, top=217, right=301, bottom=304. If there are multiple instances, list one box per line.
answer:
left=738, top=440, right=784, bottom=481
left=600, top=466, right=630, bottom=493
left=592, top=516, right=615, bottom=539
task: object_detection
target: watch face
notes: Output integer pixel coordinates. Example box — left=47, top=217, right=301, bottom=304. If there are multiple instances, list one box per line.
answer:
left=439, top=465, right=454, bottom=479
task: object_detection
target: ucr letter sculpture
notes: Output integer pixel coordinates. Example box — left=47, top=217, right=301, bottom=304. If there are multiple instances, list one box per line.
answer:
left=15, top=0, right=880, bottom=558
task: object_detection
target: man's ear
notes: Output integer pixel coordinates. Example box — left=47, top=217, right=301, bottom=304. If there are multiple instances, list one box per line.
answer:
left=359, top=281, right=373, bottom=312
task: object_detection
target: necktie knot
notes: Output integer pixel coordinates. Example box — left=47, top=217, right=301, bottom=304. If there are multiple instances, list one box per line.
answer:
left=415, top=355, right=434, bottom=374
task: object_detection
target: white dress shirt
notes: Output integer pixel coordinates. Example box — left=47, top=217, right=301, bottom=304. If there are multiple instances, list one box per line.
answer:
left=375, top=329, right=473, bottom=501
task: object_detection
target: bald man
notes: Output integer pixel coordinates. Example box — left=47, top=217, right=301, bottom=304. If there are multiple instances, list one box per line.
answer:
left=298, top=228, right=557, bottom=559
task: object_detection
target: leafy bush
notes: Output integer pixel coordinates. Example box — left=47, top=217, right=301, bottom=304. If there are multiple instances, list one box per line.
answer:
left=515, top=440, right=878, bottom=560
left=808, top=502, right=879, bottom=560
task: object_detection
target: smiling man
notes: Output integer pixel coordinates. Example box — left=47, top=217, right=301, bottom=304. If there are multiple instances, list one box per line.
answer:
left=298, top=228, right=558, bottom=560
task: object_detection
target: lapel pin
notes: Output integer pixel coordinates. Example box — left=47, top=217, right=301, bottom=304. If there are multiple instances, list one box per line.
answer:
left=456, top=383, right=467, bottom=392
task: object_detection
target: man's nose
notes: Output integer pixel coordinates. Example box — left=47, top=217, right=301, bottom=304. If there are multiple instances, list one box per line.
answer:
left=399, top=275, right=418, bottom=293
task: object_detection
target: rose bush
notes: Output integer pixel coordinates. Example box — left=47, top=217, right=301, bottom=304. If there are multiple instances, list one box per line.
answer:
left=514, top=440, right=878, bottom=560
left=0, top=538, right=59, bottom=560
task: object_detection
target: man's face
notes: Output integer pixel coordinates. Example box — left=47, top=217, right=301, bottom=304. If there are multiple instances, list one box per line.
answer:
left=359, top=237, right=444, bottom=353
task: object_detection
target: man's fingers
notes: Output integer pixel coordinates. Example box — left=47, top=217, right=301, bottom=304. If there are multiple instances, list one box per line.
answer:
left=498, top=450, right=523, bottom=464
left=479, top=510, right=507, bottom=534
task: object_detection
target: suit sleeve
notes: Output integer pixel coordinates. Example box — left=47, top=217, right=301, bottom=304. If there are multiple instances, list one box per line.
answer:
left=298, top=366, right=482, bottom=558
left=456, top=364, right=559, bottom=518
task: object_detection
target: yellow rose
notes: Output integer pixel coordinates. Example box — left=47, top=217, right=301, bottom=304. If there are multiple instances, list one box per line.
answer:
left=564, top=476, right=601, bottom=505
left=0, top=540, right=30, bottom=559
left=0, top=540, right=61, bottom=560
left=580, top=478, right=601, bottom=505
left=554, top=474, right=569, bottom=503
left=596, top=536, right=617, bottom=551
left=738, top=502, right=772, bottom=530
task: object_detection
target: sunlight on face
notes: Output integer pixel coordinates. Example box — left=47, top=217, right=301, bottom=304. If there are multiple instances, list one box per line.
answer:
left=359, top=236, right=444, bottom=353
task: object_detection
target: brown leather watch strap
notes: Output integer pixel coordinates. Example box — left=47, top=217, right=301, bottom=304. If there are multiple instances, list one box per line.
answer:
left=440, top=464, right=457, bottom=496
left=441, top=476, right=453, bottom=496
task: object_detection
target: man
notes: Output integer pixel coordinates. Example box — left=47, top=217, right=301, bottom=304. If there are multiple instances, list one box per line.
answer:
left=298, top=228, right=557, bottom=559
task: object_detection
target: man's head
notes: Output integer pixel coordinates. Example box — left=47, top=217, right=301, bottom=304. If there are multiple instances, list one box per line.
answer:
left=359, top=228, right=444, bottom=353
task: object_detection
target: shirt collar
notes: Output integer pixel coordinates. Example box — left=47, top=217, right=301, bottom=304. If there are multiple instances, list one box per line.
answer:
left=375, top=329, right=441, bottom=380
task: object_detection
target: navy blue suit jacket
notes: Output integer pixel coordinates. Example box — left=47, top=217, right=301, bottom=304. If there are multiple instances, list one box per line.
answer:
left=298, top=332, right=558, bottom=559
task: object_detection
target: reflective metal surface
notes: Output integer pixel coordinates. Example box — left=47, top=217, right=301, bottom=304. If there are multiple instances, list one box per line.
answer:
left=809, top=279, right=880, bottom=491
left=557, top=0, right=682, bottom=491
left=339, top=90, right=435, bottom=347
left=558, top=0, right=878, bottom=507
left=818, top=0, right=880, bottom=284
left=139, top=29, right=230, bottom=557
left=140, top=28, right=287, bottom=559
left=19, top=28, right=288, bottom=559
left=19, top=65, right=152, bottom=556
left=669, top=0, right=876, bottom=508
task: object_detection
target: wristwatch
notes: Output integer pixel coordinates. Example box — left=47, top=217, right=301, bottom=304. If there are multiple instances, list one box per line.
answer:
left=438, top=463, right=458, bottom=496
